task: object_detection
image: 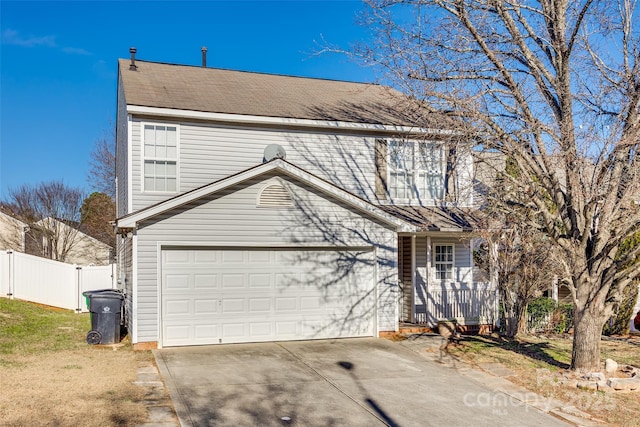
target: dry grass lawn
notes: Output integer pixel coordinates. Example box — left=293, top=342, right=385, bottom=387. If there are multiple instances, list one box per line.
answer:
left=448, top=333, right=640, bottom=427
left=0, top=298, right=153, bottom=426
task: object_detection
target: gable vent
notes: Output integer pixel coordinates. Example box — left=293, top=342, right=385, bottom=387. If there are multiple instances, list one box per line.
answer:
left=257, top=184, right=293, bottom=208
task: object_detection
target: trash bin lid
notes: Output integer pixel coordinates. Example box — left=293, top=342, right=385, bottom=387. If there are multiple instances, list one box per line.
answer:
left=90, top=292, right=124, bottom=300
left=83, top=289, right=123, bottom=298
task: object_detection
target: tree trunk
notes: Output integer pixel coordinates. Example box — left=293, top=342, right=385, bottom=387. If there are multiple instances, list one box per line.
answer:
left=501, top=292, right=518, bottom=337
left=571, top=307, right=607, bottom=371
left=515, top=302, right=529, bottom=336
left=504, top=314, right=518, bottom=337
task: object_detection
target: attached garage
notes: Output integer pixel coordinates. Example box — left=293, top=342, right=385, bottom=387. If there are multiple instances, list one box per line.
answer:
left=117, top=161, right=412, bottom=349
left=161, top=247, right=375, bottom=347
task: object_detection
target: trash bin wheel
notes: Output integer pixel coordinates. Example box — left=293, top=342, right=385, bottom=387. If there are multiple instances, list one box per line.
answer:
left=87, top=330, right=102, bottom=345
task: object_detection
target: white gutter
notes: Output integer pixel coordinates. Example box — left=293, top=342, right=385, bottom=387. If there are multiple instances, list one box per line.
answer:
left=126, top=105, right=453, bottom=136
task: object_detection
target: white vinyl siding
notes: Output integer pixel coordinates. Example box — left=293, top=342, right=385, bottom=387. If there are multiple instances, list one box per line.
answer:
left=388, top=140, right=444, bottom=202
left=132, top=172, right=398, bottom=344
left=129, top=120, right=377, bottom=212
left=115, top=77, right=129, bottom=216
left=142, top=124, right=178, bottom=193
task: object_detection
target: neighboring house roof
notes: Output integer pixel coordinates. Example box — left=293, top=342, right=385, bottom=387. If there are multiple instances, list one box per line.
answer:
left=118, top=59, right=447, bottom=129
left=116, top=159, right=415, bottom=232
left=381, top=205, right=476, bottom=232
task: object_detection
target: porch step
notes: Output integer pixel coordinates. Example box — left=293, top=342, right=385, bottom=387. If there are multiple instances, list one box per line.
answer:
left=396, top=323, right=495, bottom=336
left=398, top=323, right=435, bottom=335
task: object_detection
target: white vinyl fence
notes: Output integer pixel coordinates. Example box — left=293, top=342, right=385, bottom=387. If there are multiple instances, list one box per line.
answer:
left=0, top=250, right=116, bottom=312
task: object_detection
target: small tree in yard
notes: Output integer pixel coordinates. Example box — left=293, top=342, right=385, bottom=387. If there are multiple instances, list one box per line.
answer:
left=4, top=181, right=85, bottom=263
left=341, top=0, right=640, bottom=370
left=80, top=192, right=116, bottom=249
left=475, top=197, right=562, bottom=337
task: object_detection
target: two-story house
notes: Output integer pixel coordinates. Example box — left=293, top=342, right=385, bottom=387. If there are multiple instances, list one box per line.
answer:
left=115, top=52, right=496, bottom=349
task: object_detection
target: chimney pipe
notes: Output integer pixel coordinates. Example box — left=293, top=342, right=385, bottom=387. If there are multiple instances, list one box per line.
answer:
left=129, top=47, right=138, bottom=71
left=201, top=46, right=207, bottom=67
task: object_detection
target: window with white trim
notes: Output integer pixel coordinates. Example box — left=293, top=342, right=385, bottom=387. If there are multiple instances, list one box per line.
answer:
left=143, top=124, right=177, bottom=192
left=434, top=244, right=454, bottom=281
left=388, top=140, right=443, bottom=201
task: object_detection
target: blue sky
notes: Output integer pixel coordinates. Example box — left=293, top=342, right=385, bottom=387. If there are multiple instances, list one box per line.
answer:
left=0, top=0, right=373, bottom=199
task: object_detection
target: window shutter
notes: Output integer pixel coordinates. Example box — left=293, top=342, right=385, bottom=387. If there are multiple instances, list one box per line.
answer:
left=375, top=139, right=388, bottom=200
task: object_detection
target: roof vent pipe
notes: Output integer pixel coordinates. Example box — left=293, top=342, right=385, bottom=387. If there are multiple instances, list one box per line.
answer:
left=201, top=46, right=207, bottom=67
left=129, top=47, right=138, bottom=71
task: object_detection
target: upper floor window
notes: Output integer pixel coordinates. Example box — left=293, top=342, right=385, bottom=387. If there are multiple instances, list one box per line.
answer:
left=388, top=140, right=443, bottom=201
left=143, top=124, right=178, bottom=192
left=434, top=244, right=454, bottom=281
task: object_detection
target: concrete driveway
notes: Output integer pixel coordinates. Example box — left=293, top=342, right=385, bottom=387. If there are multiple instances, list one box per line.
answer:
left=154, top=337, right=571, bottom=427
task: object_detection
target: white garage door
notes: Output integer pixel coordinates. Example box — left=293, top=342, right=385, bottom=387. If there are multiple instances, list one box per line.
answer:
left=161, top=248, right=375, bottom=347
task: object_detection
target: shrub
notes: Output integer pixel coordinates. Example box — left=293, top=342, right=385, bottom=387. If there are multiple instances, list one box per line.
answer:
left=528, top=297, right=556, bottom=332
left=602, top=281, right=639, bottom=336
left=527, top=297, right=574, bottom=334
left=551, top=303, right=573, bottom=334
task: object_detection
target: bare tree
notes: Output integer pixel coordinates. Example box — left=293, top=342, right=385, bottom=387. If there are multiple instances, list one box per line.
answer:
left=4, top=181, right=85, bottom=263
left=336, top=0, right=640, bottom=370
left=87, top=132, right=116, bottom=199
left=475, top=216, right=561, bottom=337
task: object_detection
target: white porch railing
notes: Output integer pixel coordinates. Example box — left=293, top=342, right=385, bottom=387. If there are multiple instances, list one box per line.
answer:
left=415, top=283, right=498, bottom=326
left=0, top=250, right=116, bottom=312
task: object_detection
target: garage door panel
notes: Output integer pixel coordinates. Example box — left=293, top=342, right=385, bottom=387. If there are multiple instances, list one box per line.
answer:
left=194, top=324, right=218, bottom=340
left=222, top=298, right=244, bottom=313
left=222, top=251, right=245, bottom=263
left=275, top=273, right=301, bottom=289
left=221, top=273, right=244, bottom=288
left=222, top=323, right=245, bottom=338
left=275, top=297, right=297, bottom=311
left=165, top=324, right=191, bottom=342
left=248, top=273, right=270, bottom=288
left=165, top=250, right=190, bottom=264
left=194, top=274, right=217, bottom=289
left=165, top=274, right=190, bottom=290
left=249, top=322, right=272, bottom=337
left=249, top=298, right=270, bottom=312
left=161, top=248, right=375, bottom=347
left=300, top=296, right=321, bottom=310
left=248, top=251, right=271, bottom=263
left=194, top=250, right=218, bottom=264
left=194, top=299, right=218, bottom=314
left=165, top=299, right=190, bottom=315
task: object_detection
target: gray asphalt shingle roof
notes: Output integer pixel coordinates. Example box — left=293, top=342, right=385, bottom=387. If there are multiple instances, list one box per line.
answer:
left=118, top=59, right=435, bottom=127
